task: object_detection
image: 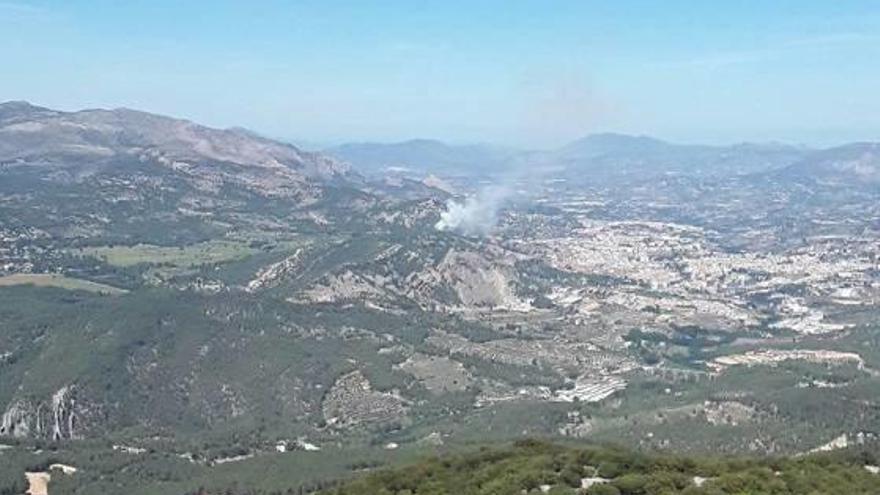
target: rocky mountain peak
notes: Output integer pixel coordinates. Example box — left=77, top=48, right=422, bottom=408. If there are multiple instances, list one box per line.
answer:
left=0, top=102, right=354, bottom=199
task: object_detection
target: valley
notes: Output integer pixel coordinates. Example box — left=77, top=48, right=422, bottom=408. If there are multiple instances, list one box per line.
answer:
left=0, top=102, right=879, bottom=494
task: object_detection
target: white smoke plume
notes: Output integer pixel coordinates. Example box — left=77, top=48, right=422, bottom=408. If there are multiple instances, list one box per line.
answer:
left=435, top=185, right=510, bottom=236
left=433, top=149, right=560, bottom=236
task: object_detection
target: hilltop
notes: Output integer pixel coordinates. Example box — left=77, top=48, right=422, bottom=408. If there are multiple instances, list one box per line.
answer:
left=323, top=440, right=880, bottom=495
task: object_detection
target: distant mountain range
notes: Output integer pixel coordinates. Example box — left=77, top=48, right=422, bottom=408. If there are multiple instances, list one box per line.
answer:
left=326, top=139, right=520, bottom=177
left=3, top=101, right=876, bottom=196
left=554, top=133, right=815, bottom=182
left=327, top=132, right=880, bottom=187
left=776, top=142, right=880, bottom=185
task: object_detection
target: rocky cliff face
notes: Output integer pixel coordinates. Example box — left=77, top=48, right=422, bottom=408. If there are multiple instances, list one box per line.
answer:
left=0, top=386, right=83, bottom=440
left=292, top=235, right=533, bottom=312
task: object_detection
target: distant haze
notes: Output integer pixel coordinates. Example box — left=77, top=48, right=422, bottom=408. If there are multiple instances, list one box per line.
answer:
left=1, top=1, right=879, bottom=147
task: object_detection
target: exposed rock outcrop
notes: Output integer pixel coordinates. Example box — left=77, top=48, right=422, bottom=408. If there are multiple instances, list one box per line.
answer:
left=1, top=385, right=82, bottom=440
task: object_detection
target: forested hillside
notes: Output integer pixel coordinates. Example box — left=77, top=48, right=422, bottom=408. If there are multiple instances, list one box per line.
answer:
left=322, top=440, right=880, bottom=495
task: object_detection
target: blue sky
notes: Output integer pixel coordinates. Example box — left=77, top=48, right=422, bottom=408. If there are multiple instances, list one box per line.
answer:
left=1, top=1, right=879, bottom=147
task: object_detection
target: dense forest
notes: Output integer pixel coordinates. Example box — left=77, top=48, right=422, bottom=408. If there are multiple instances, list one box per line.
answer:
left=320, top=440, right=880, bottom=495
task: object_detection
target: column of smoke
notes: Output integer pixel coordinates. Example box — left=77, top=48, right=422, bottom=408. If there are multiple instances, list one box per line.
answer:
left=435, top=75, right=601, bottom=236
left=434, top=185, right=510, bottom=236
left=434, top=154, right=557, bottom=236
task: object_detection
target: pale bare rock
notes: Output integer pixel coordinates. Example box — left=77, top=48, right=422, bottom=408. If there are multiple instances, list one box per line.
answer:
left=49, top=464, right=77, bottom=475
left=212, top=453, right=254, bottom=465
left=50, top=386, right=77, bottom=441
left=297, top=270, right=388, bottom=304
left=434, top=248, right=531, bottom=311
left=113, top=444, right=147, bottom=455
left=581, top=477, right=610, bottom=489
left=809, top=434, right=849, bottom=453
left=0, top=399, right=43, bottom=438
left=25, top=472, right=50, bottom=495
left=1, top=385, right=90, bottom=440
left=245, top=249, right=304, bottom=292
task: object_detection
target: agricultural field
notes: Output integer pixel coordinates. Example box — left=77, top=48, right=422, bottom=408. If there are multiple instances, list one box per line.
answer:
left=74, top=240, right=258, bottom=268
left=0, top=273, right=126, bottom=295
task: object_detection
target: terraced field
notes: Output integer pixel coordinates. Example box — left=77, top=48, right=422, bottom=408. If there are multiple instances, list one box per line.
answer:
left=0, top=274, right=127, bottom=295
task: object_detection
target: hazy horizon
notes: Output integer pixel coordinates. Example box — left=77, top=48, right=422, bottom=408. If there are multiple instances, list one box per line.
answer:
left=4, top=98, right=866, bottom=153
left=2, top=1, right=879, bottom=148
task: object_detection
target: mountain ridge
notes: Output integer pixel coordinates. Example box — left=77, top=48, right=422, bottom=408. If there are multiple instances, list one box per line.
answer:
left=0, top=101, right=363, bottom=210
left=0, top=101, right=351, bottom=179
left=776, top=142, right=880, bottom=184
left=328, top=132, right=824, bottom=180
